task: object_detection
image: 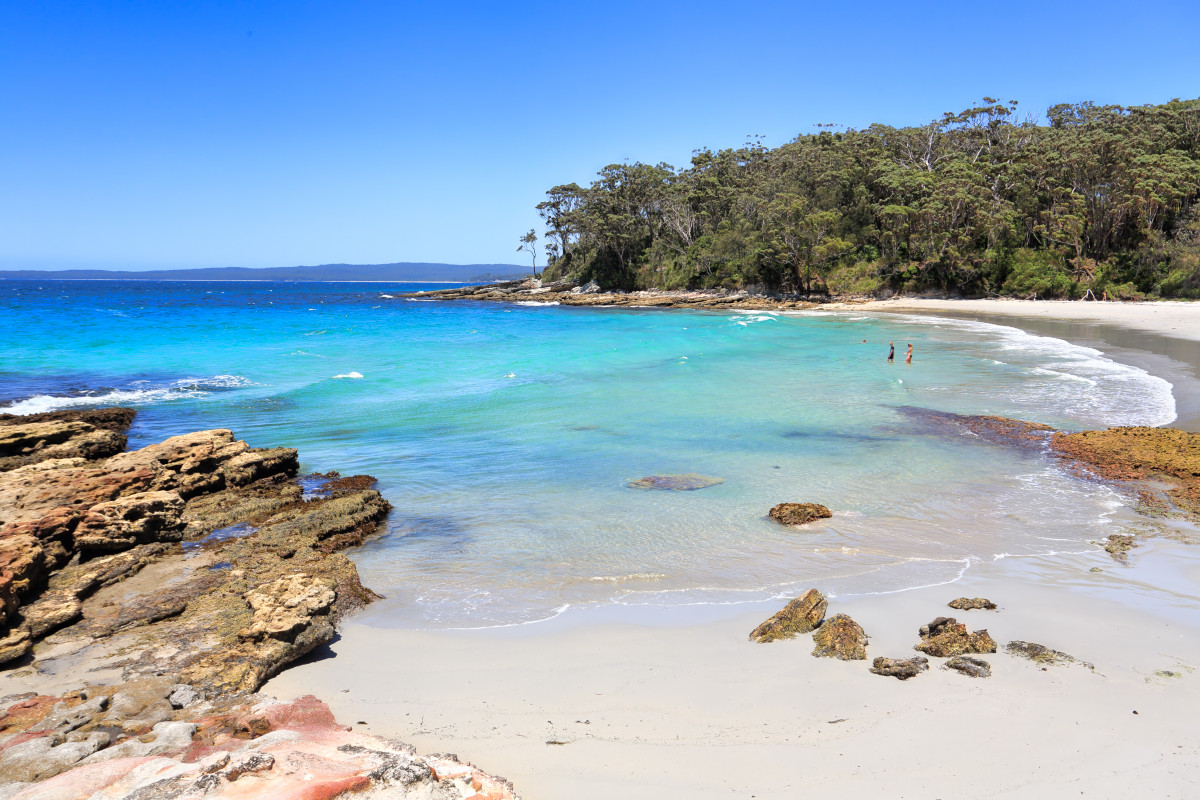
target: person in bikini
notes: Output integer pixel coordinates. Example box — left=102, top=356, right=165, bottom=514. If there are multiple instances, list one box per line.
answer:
left=905, top=343, right=913, bottom=364
left=887, top=341, right=894, bottom=362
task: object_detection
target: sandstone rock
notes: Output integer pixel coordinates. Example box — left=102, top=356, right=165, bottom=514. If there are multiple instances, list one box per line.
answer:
left=0, top=407, right=135, bottom=432
left=239, top=574, right=335, bottom=643
left=870, top=655, right=929, bottom=680
left=628, top=473, right=724, bottom=491
left=944, top=655, right=991, bottom=678
left=0, top=733, right=106, bottom=783
left=20, top=593, right=82, bottom=638
left=749, top=589, right=827, bottom=642
left=768, top=502, right=833, bottom=526
left=11, top=695, right=520, bottom=799
left=0, top=625, right=31, bottom=665
left=167, top=684, right=203, bottom=709
left=0, top=420, right=127, bottom=472
left=1005, top=640, right=1092, bottom=669
left=811, top=613, right=868, bottom=660
left=948, top=597, right=997, bottom=610
left=914, top=617, right=997, bottom=657
left=73, top=491, right=185, bottom=553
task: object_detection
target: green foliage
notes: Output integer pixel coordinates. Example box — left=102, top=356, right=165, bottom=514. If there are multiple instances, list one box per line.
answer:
left=532, top=96, right=1200, bottom=299
left=1001, top=249, right=1077, bottom=298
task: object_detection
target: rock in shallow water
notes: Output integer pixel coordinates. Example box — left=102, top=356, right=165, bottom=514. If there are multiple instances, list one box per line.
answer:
left=768, top=502, right=832, bottom=526
left=870, top=656, right=929, bottom=680
left=749, top=589, right=827, bottom=642
left=627, top=473, right=724, bottom=491
left=811, top=613, right=868, bottom=660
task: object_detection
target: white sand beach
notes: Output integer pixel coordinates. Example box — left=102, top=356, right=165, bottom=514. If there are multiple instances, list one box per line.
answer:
left=264, top=300, right=1200, bottom=799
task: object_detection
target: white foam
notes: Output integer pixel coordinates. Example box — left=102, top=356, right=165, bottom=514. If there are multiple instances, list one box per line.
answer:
left=516, top=300, right=560, bottom=306
left=851, top=312, right=1176, bottom=427
left=2, top=374, right=254, bottom=414
left=332, top=371, right=364, bottom=379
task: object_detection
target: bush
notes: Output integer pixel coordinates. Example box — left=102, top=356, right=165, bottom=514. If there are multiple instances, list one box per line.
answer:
left=1001, top=249, right=1077, bottom=298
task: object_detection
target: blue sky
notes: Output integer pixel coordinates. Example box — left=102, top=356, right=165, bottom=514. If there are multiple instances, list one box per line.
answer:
left=3, top=0, right=1199, bottom=271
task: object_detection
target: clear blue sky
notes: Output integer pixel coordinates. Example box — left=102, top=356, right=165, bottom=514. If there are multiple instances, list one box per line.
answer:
left=3, top=0, right=1199, bottom=271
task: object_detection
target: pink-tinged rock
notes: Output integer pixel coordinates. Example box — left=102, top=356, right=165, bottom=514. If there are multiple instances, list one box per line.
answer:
left=259, top=695, right=339, bottom=733
left=8, top=756, right=169, bottom=799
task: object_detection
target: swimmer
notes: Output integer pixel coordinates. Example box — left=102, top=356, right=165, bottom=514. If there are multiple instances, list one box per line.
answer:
left=887, top=341, right=894, bottom=362
left=905, top=343, right=913, bottom=364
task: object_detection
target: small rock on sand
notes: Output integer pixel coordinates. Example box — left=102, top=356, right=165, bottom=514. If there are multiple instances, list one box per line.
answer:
left=812, top=613, right=868, bottom=660
left=948, top=597, right=997, bottom=611
left=870, top=656, right=929, bottom=680
left=749, top=589, right=827, bottom=642
left=944, top=655, right=992, bottom=678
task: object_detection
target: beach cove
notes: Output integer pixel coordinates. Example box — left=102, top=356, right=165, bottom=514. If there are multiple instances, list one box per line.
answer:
left=1, top=282, right=1198, bottom=797
left=263, top=295, right=1200, bottom=799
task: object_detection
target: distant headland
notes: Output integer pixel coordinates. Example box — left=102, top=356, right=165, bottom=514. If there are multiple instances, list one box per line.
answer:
left=0, top=262, right=529, bottom=282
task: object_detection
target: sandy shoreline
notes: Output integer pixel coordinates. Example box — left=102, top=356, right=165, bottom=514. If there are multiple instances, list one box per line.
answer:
left=262, top=300, right=1200, bottom=799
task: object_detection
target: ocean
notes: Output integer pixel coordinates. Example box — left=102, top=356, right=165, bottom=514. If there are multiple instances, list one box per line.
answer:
left=0, top=280, right=1176, bottom=628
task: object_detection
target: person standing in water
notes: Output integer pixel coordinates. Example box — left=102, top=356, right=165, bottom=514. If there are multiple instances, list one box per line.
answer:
left=905, top=343, right=913, bottom=364
left=887, top=341, right=894, bottom=362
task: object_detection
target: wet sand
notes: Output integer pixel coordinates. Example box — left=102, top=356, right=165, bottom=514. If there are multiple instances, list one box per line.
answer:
left=265, top=304, right=1200, bottom=799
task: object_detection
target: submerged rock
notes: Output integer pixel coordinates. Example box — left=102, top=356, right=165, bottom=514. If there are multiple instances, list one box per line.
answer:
left=768, top=502, right=832, bottom=526
left=812, top=613, right=868, bottom=660
left=948, top=597, right=997, bottom=611
left=944, top=655, right=992, bottom=678
left=1006, top=640, right=1092, bottom=669
left=628, top=473, right=724, bottom=491
left=1052, top=426, right=1200, bottom=521
left=870, top=655, right=929, bottom=680
left=914, top=617, right=997, bottom=657
left=1101, top=533, right=1138, bottom=561
left=749, top=589, right=827, bottom=642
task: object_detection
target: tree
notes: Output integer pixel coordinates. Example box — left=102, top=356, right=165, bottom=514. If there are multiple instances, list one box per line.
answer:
left=518, top=229, right=538, bottom=277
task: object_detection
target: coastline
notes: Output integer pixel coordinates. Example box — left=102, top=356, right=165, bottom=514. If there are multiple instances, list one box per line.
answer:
left=264, top=306, right=1200, bottom=799
left=829, top=298, right=1200, bottom=432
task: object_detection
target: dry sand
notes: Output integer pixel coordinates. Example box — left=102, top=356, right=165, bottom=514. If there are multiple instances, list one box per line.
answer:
left=265, top=300, right=1200, bottom=799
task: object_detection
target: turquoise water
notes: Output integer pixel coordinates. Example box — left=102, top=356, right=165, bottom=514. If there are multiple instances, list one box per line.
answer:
left=0, top=281, right=1176, bottom=627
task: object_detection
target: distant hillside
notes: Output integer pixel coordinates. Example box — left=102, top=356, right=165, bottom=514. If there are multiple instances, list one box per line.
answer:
left=0, top=262, right=530, bottom=282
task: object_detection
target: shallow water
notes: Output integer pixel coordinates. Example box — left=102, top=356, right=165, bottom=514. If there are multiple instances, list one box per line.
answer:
left=0, top=281, right=1177, bottom=627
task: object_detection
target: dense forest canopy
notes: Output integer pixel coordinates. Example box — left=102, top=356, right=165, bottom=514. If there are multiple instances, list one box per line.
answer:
left=535, top=97, right=1200, bottom=299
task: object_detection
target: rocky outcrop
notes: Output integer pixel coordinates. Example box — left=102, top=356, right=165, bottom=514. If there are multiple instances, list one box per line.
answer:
left=0, top=408, right=135, bottom=472
left=1005, top=640, right=1093, bottom=669
left=1051, top=426, right=1200, bottom=520
left=72, top=491, right=185, bottom=554
left=749, top=589, right=827, bottom=642
left=948, top=597, right=997, bottom=611
left=627, top=473, right=724, bottom=491
left=0, top=691, right=519, bottom=799
left=914, top=617, right=997, bottom=658
left=0, top=416, right=384, bottom=691
left=869, top=656, right=929, bottom=680
left=944, top=655, right=991, bottom=678
left=768, top=503, right=832, bottom=526
left=398, top=279, right=820, bottom=311
left=811, top=613, right=868, bottom=660
left=0, top=410, right=530, bottom=797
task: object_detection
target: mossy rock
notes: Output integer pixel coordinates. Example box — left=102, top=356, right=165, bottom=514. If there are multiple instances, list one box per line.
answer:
left=768, top=503, right=832, bottom=526
left=812, top=613, right=867, bottom=660
left=749, top=589, right=827, bottom=642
